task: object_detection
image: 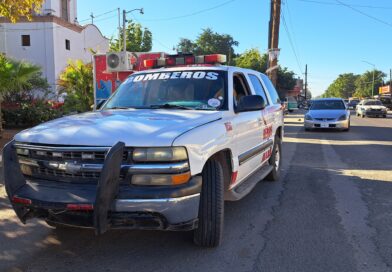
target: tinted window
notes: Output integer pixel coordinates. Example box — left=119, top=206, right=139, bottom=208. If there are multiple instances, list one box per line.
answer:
left=310, top=100, right=345, bottom=110
left=104, top=70, right=227, bottom=111
left=248, top=74, right=269, bottom=105
left=259, top=73, right=280, bottom=104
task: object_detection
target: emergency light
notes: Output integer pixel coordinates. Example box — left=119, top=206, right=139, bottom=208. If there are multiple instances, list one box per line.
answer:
left=144, top=54, right=227, bottom=68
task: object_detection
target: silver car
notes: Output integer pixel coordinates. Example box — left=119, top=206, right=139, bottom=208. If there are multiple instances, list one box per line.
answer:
left=304, top=98, right=350, bottom=131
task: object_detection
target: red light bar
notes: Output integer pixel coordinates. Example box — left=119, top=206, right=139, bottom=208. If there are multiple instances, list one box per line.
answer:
left=66, top=203, right=94, bottom=211
left=144, top=59, right=157, bottom=68
left=143, top=54, right=227, bottom=69
left=204, top=54, right=227, bottom=64
left=12, top=195, right=32, bottom=205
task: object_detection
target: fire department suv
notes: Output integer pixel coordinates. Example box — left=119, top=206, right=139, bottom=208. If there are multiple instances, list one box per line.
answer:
left=3, top=54, right=284, bottom=247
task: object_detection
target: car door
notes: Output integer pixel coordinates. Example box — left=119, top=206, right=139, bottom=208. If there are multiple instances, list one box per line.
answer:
left=231, top=72, right=265, bottom=185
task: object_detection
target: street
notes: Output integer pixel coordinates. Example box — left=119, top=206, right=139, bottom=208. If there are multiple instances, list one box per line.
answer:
left=1, top=112, right=392, bottom=272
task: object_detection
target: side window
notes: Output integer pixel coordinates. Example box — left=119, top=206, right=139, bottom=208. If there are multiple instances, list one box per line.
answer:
left=248, top=74, right=269, bottom=106
left=260, top=73, right=281, bottom=104
left=233, top=73, right=251, bottom=107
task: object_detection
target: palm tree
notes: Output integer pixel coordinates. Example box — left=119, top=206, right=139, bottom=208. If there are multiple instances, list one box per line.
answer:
left=0, top=55, right=41, bottom=135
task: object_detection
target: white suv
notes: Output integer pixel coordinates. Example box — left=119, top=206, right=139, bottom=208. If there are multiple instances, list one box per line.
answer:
left=3, top=55, right=284, bottom=247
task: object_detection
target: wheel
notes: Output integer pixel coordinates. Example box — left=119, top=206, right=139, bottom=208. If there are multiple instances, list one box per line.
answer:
left=288, top=110, right=293, bottom=113
left=383, top=115, right=387, bottom=118
left=265, top=135, right=282, bottom=182
left=361, top=114, right=365, bottom=118
left=193, top=159, right=224, bottom=247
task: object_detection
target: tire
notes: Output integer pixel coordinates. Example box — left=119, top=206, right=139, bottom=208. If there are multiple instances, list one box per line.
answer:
left=265, top=135, right=282, bottom=182
left=193, top=159, right=224, bottom=247
left=383, top=115, right=387, bottom=118
left=361, top=114, right=365, bottom=118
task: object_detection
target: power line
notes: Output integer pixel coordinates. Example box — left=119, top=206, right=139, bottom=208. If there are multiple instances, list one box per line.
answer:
left=334, top=0, right=392, bottom=28
left=283, top=0, right=303, bottom=72
left=296, top=0, right=392, bottom=10
left=138, top=0, right=237, bottom=22
left=281, top=12, right=304, bottom=75
left=78, top=8, right=118, bottom=23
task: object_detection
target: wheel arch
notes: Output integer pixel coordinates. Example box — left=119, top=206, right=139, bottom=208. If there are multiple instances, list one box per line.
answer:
left=204, top=148, right=234, bottom=191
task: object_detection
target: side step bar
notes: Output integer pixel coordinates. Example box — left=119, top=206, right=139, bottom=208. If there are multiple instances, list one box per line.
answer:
left=225, top=164, right=274, bottom=201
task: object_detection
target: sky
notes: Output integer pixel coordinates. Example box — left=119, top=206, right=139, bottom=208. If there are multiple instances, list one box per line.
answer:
left=77, top=0, right=392, bottom=97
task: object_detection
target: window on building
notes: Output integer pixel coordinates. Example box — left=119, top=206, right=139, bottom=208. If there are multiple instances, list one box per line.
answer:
left=21, top=35, right=31, bottom=46
left=61, top=0, right=69, bottom=21
left=65, top=39, right=70, bottom=50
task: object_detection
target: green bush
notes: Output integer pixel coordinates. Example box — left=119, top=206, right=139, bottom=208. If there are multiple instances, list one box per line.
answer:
left=2, top=101, right=62, bottom=128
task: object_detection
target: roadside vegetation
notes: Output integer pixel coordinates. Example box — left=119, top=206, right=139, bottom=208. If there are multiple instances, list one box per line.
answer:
left=322, top=70, right=387, bottom=98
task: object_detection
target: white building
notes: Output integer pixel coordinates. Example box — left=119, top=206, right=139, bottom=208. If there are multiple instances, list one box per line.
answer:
left=0, top=0, right=109, bottom=93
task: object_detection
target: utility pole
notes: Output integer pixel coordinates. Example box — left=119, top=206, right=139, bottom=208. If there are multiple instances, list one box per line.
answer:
left=389, top=69, right=391, bottom=94
left=122, top=9, right=126, bottom=52
left=304, top=64, right=308, bottom=101
left=90, top=12, right=94, bottom=24
left=118, top=8, right=121, bottom=51
left=267, top=0, right=281, bottom=87
left=371, top=69, right=375, bottom=97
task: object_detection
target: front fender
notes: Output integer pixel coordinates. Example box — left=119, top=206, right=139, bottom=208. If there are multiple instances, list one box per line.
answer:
left=172, top=120, right=235, bottom=176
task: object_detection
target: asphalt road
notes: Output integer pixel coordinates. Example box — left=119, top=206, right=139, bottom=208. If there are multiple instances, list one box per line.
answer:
left=1, top=112, right=392, bottom=272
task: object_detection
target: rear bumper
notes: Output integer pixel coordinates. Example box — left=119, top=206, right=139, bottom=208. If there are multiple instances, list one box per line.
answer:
left=304, top=119, right=349, bottom=129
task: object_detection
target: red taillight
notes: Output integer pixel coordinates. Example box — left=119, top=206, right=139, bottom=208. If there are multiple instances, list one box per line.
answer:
left=204, top=54, right=227, bottom=64
left=12, top=196, right=32, bottom=205
left=66, top=204, right=94, bottom=211
left=144, top=59, right=156, bottom=68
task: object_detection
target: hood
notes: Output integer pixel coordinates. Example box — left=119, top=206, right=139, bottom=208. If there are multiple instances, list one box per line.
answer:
left=15, top=109, right=222, bottom=147
left=307, top=109, right=347, bottom=119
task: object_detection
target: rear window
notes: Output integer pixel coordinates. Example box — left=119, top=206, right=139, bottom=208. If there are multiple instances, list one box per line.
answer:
left=104, top=70, right=227, bottom=111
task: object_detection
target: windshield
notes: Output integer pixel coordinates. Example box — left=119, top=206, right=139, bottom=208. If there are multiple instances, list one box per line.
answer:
left=103, top=70, right=227, bottom=111
left=364, top=100, right=383, bottom=106
left=310, top=100, right=346, bottom=110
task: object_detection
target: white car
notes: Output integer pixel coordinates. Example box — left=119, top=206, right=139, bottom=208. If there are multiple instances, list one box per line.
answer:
left=356, top=99, right=387, bottom=118
left=3, top=54, right=284, bottom=247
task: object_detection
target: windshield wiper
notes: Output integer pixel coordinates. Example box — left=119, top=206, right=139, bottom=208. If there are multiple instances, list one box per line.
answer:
left=149, top=104, right=193, bottom=110
left=106, top=106, right=134, bottom=110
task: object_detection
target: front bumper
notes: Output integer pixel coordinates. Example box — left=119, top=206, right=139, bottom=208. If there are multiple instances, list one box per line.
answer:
left=304, top=119, right=349, bottom=129
left=3, top=141, right=201, bottom=232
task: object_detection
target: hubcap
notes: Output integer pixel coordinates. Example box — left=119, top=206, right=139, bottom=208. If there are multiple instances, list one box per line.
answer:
left=274, top=145, right=280, bottom=170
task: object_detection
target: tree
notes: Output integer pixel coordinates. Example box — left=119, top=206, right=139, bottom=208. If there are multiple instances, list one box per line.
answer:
left=354, top=70, right=385, bottom=98
left=0, top=0, right=44, bottom=23
left=177, top=28, right=239, bottom=64
left=323, top=73, right=359, bottom=98
left=110, top=20, right=152, bottom=52
left=234, top=48, right=267, bottom=72
left=58, top=60, right=94, bottom=113
left=234, top=48, right=296, bottom=97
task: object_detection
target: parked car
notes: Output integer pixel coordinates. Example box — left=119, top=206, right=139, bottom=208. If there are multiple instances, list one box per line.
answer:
left=304, top=98, right=350, bottom=131
left=3, top=54, right=284, bottom=247
left=285, top=96, right=298, bottom=112
left=356, top=99, right=387, bottom=118
left=379, top=96, right=392, bottom=110
left=347, top=99, right=359, bottom=110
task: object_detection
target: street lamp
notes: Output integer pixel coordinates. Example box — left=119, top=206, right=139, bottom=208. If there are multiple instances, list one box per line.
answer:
left=362, top=60, right=375, bottom=97
left=122, top=8, right=144, bottom=52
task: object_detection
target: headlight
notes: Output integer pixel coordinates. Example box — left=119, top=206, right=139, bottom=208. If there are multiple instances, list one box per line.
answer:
left=337, top=114, right=347, bottom=121
left=16, top=148, right=29, bottom=156
left=305, top=114, right=313, bottom=120
left=133, top=147, right=188, bottom=162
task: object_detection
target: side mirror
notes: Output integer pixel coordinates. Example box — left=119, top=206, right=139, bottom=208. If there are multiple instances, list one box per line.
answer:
left=96, top=99, right=107, bottom=110
left=236, top=95, right=266, bottom=113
